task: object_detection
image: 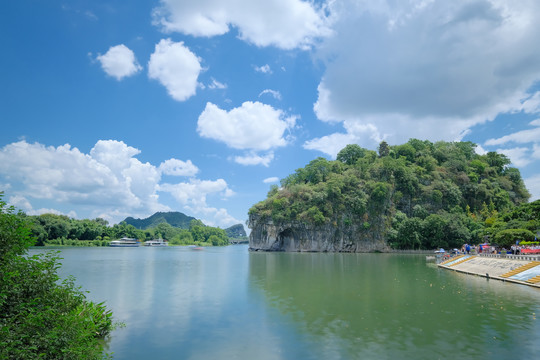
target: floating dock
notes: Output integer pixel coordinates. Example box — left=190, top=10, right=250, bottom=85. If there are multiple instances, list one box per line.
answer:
left=438, top=255, right=540, bottom=288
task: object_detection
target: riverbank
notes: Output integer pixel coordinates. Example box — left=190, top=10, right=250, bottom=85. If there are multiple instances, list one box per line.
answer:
left=438, top=254, right=540, bottom=289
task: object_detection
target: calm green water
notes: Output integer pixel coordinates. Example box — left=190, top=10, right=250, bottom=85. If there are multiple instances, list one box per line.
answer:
left=29, top=246, right=539, bottom=359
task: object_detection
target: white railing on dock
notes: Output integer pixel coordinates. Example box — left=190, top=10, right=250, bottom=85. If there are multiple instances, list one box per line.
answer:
left=479, top=253, right=540, bottom=261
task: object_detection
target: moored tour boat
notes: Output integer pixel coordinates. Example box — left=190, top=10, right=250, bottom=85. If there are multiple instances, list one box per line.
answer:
left=109, top=237, right=140, bottom=247
left=144, top=238, right=168, bottom=247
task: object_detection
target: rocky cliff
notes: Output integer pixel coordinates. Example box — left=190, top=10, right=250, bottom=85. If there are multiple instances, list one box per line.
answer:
left=248, top=214, right=390, bottom=252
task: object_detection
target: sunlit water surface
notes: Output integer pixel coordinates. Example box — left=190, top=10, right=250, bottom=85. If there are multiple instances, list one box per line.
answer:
left=29, top=246, right=540, bottom=359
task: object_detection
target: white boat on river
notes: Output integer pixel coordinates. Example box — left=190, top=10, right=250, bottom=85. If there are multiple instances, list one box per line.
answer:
left=109, top=237, right=141, bottom=247
left=144, top=238, right=168, bottom=247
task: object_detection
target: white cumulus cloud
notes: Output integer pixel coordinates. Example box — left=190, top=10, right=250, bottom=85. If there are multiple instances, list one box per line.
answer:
left=97, top=44, right=142, bottom=80
left=197, top=101, right=296, bottom=151
left=197, top=101, right=296, bottom=166
left=259, top=89, right=282, bottom=100
left=483, top=119, right=540, bottom=175
left=0, top=140, right=238, bottom=227
left=263, top=177, right=279, bottom=184
left=8, top=195, right=33, bottom=212
left=254, top=64, right=272, bottom=74
left=151, top=0, right=331, bottom=49
left=308, top=0, right=540, bottom=154
left=485, top=120, right=540, bottom=146
left=159, top=159, right=199, bottom=177
left=9, top=194, right=78, bottom=218
left=304, top=132, right=358, bottom=159
left=0, top=141, right=152, bottom=215
left=208, top=78, right=227, bottom=90
left=525, top=174, right=540, bottom=201
left=233, top=152, right=274, bottom=167
left=148, top=39, right=202, bottom=101
left=159, top=179, right=239, bottom=225
left=496, top=147, right=531, bottom=167
left=304, top=122, right=382, bottom=158
left=533, top=143, right=540, bottom=160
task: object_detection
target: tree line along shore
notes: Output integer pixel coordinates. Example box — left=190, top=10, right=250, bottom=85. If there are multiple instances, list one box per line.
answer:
left=23, top=213, right=246, bottom=247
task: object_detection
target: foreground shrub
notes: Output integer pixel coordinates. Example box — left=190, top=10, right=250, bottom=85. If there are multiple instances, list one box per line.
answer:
left=0, top=194, right=116, bottom=359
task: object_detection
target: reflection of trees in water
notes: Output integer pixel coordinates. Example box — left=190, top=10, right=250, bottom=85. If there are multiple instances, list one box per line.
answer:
left=248, top=252, right=540, bottom=359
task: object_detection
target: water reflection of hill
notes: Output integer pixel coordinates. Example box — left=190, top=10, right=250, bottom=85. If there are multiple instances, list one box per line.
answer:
left=248, top=252, right=540, bottom=359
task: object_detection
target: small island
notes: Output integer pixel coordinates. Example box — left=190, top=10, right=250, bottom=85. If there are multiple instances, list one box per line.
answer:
left=249, top=139, right=534, bottom=252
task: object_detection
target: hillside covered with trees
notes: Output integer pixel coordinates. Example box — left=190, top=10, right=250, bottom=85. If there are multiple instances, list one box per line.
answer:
left=249, top=139, right=533, bottom=251
left=24, top=211, right=241, bottom=247
left=123, top=211, right=196, bottom=229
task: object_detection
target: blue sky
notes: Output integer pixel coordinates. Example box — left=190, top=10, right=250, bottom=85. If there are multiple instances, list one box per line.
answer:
left=2, top=0, right=540, bottom=230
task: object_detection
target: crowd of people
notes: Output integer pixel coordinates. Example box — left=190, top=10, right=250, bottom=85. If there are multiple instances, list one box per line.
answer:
left=461, top=243, right=495, bottom=254
left=513, top=244, right=540, bottom=254
left=460, top=243, right=540, bottom=255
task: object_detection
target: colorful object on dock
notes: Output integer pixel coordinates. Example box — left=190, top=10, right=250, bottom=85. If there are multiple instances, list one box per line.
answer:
left=438, top=256, right=540, bottom=288
left=500, top=261, right=540, bottom=278
left=439, top=255, right=464, bottom=266
left=439, top=255, right=474, bottom=267
left=449, top=255, right=476, bottom=267
left=520, top=248, right=540, bottom=254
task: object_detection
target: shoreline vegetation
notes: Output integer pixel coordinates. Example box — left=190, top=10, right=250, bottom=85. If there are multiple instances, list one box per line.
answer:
left=0, top=194, right=118, bottom=359
left=21, top=211, right=244, bottom=248
left=38, top=238, right=249, bottom=247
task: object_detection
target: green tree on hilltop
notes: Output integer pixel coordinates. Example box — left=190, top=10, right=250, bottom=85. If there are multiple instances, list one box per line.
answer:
left=378, top=140, right=390, bottom=157
left=337, top=144, right=366, bottom=165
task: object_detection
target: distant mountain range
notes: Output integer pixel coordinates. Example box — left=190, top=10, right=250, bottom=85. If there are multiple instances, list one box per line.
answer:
left=122, top=211, right=246, bottom=238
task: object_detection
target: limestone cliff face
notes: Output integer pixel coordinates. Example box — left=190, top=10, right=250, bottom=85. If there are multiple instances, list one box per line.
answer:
left=248, top=214, right=390, bottom=252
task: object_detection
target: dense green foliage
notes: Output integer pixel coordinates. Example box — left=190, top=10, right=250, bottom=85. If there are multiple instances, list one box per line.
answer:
left=0, top=194, right=115, bottom=359
left=26, top=214, right=138, bottom=246
left=249, top=140, right=532, bottom=250
left=123, top=211, right=196, bottom=230
left=173, top=219, right=229, bottom=246
left=24, top=212, right=233, bottom=247
left=480, top=200, right=540, bottom=247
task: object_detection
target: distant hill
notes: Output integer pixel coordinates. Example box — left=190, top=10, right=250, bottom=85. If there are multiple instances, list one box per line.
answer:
left=123, top=211, right=196, bottom=230
left=123, top=211, right=247, bottom=238
left=224, top=224, right=247, bottom=238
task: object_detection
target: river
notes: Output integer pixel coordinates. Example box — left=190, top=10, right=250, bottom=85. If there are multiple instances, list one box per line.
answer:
left=29, top=245, right=540, bottom=359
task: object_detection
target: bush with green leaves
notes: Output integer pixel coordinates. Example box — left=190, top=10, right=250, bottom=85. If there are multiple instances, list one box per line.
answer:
left=494, top=228, right=535, bottom=247
left=0, top=194, right=116, bottom=359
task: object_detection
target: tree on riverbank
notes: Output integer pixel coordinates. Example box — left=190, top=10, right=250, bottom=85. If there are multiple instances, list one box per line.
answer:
left=0, top=194, right=116, bottom=359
